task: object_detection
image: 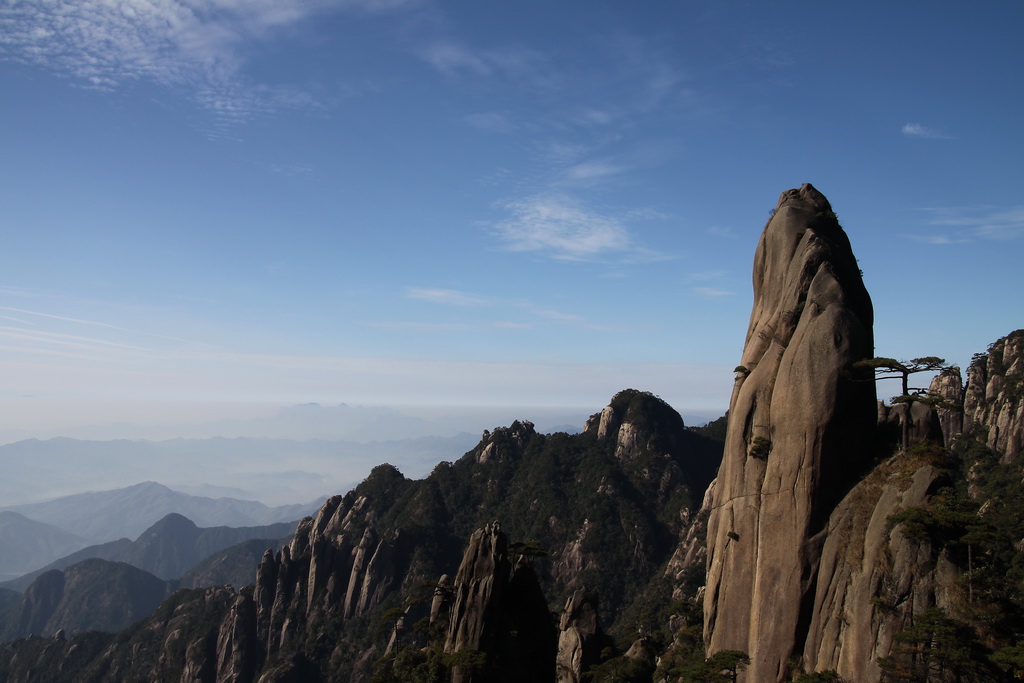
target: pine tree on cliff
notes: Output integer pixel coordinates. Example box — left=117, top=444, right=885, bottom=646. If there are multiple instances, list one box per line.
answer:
left=856, top=356, right=951, bottom=453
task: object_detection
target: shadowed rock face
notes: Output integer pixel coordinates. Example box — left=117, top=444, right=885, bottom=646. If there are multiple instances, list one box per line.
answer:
left=704, top=184, right=876, bottom=681
left=556, top=588, right=603, bottom=683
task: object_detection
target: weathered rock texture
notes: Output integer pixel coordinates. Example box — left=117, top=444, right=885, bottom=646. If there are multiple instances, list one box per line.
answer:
left=964, top=330, right=1024, bottom=462
left=704, top=184, right=876, bottom=681
left=444, top=525, right=510, bottom=681
left=555, top=588, right=603, bottom=683
left=444, top=525, right=556, bottom=683
left=929, top=366, right=965, bottom=446
left=801, top=452, right=957, bottom=681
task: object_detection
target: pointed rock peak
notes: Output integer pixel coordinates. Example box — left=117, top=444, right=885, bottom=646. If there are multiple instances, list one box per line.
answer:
left=705, top=184, right=876, bottom=681
left=474, top=420, right=536, bottom=464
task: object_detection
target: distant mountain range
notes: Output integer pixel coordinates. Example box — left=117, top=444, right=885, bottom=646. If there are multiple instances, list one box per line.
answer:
left=1, top=481, right=318, bottom=544
left=0, top=432, right=481, bottom=506
left=0, top=510, right=298, bottom=640
left=2, top=512, right=296, bottom=590
left=0, top=481, right=317, bottom=581
left=0, top=512, right=86, bottom=579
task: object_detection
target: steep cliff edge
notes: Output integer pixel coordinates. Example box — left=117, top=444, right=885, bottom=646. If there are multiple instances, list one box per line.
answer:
left=964, top=329, right=1024, bottom=462
left=704, top=183, right=877, bottom=681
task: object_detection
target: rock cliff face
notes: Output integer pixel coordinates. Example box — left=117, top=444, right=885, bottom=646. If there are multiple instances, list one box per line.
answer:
left=704, top=184, right=876, bottom=681
left=444, top=525, right=511, bottom=680
left=555, top=587, right=603, bottom=683
left=801, top=452, right=957, bottom=681
left=929, top=366, right=965, bottom=446
left=443, top=525, right=555, bottom=683
left=964, top=330, right=1024, bottom=462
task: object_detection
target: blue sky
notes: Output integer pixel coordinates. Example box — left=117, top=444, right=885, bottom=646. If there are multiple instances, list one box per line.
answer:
left=1, top=0, right=1022, bottom=440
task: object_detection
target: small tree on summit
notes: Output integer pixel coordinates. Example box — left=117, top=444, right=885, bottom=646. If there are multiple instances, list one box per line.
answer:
left=855, top=356, right=951, bottom=454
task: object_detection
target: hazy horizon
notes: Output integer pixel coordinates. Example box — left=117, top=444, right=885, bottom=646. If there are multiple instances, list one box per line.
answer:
left=2, top=2, right=1021, bottom=465
left=0, top=391, right=729, bottom=446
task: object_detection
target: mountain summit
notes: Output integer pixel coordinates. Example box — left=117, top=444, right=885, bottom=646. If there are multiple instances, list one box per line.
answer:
left=704, top=183, right=877, bottom=680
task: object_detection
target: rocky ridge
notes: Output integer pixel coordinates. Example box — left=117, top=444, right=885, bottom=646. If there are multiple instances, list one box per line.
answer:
left=0, top=390, right=720, bottom=681
left=964, top=330, right=1024, bottom=462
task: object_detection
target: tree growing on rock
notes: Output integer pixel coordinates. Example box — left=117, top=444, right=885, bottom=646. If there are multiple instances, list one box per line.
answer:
left=856, top=356, right=952, bottom=454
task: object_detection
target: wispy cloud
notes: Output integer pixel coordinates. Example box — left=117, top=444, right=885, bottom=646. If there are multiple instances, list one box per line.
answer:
left=493, top=194, right=668, bottom=263
left=901, top=123, right=952, bottom=140
left=0, top=306, right=192, bottom=344
left=562, top=160, right=626, bottom=182
left=261, top=162, right=315, bottom=176
left=464, top=112, right=517, bottom=134
left=693, top=287, right=732, bottom=298
left=406, top=288, right=490, bottom=307
left=402, top=287, right=595, bottom=331
left=0, top=0, right=398, bottom=130
left=912, top=206, right=1024, bottom=243
left=420, top=42, right=492, bottom=76
left=419, top=40, right=550, bottom=84
left=707, top=226, right=737, bottom=239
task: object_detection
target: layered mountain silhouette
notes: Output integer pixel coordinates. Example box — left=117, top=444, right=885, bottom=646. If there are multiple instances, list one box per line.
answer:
left=1, top=185, right=1022, bottom=682
left=0, top=512, right=86, bottom=581
left=1, top=513, right=296, bottom=591
left=1, top=481, right=318, bottom=544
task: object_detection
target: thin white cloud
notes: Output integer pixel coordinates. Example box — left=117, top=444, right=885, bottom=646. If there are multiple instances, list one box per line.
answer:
left=529, top=307, right=585, bottom=323
left=707, top=226, right=737, bottom=239
left=420, top=42, right=491, bottom=76
left=0, top=306, right=193, bottom=344
left=693, top=287, right=732, bottom=298
left=262, top=162, right=315, bottom=176
left=406, top=288, right=490, bottom=307
left=0, top=0, right=400, bottom=129
left=418, top=40, right=551, bottom=86
left=494, top=194, right=669, bottom=263
left=901, top=123, right=952, bottom=139
left=365, top=321, right=477, bottom=332
left=464, top=112, right=516, bottom=134
left=914, top=206, right=1024, bottom=242
left=906, top=234, right=970, bottom=245
left=563, top=160, right=625, bottom=182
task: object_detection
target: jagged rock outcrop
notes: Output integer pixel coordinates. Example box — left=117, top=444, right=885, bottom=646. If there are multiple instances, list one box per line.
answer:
left=444, top=526, right=509, bottom=665
left=930, top=366, right=965, bottom=446
left=556, top=587, right=603, bottom=683
left=475, top=421, right=535, bottom=464
left=665, top=479, right=714, bottom=602
left=801, top=453, right=957, bottom=681
left=964, top=330, right=1024, bottom=462
left=705, top=184, right=876, bottom=681
left=442, top=525, right=555, bottom=683
left=215, top=590, right=260, bottom=683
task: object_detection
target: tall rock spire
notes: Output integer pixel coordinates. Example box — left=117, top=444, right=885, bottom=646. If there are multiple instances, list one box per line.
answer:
left=704, top=184, right=876, bottom=681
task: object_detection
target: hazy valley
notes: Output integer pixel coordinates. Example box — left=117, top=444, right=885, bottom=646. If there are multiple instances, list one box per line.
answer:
left=1, top=185, right=1021, bottom=682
